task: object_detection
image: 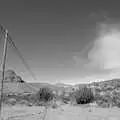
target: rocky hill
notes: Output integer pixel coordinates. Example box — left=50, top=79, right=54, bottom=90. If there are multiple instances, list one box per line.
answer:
left=91, top=79, right=120, bottom=92
left=0, top=69, right=37, bottom=95
left=89, top=79, right=120, bottom=107
left=0, top=69, right=25, bottom=83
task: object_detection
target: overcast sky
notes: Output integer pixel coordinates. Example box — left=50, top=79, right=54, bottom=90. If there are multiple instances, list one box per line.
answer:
left=0, top=0, right=120, bottom=84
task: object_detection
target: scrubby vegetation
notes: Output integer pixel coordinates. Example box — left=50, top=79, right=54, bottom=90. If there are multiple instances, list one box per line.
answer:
left=74, top=86, right=94, bottom=104
left=3, top=87, right=54, bottom=106
left=94, top=90, right=120, bottom=108
left=93, top=79, right=120, bottom=108
left=17, top=87, right=55, bottom=106
left=36, top=87, right=54, bottom=102
left=59, top=90, right=71, bottom=104
left=2, top=69, right=120, bottom=109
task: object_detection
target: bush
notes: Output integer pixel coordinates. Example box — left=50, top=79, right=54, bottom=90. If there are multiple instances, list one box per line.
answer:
left=112, top=92, right=120, bottom=108
left=61, top=96, right=70, bottom=104
left=60, top=92, right=71, bottom=104
left=100, top=102, right=109, bottom=108
left=36, top=87, right=54, bottom=103
left=52, top=102, right=58, bottom=109
left=74, top=86, right=94, bottom=104
left=95, top=92, right=115, bottom=108
left=7, top=98, right=16, bottom=105
left=18, top=99, right=28, bottom=105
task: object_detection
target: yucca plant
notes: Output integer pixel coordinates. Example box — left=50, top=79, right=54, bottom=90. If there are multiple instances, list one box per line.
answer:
left=74, top=86, right=94, bottom=104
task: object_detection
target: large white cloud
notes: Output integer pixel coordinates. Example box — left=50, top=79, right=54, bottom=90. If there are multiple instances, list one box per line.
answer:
left=88, top=23, right=120, bottom=70
left=71, top=22, right=120, bottom=83
left=60, top=22, right=120, bottom=84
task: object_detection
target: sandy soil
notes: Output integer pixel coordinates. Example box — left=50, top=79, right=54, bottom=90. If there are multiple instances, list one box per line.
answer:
left=2, top=104, right=120, bottom=120
left=2, top=105, right=45, bottom=120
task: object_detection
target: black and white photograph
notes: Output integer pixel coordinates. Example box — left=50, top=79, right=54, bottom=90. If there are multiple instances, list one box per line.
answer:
left=0, top=0, right=120, bottom=120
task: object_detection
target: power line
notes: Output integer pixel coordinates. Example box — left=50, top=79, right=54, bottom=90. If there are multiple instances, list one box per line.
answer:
left=0, top=24, right=39, bottom=120
left=7, top=36, right=38, bottom=81
left=0, top=24, right=38, bottom=82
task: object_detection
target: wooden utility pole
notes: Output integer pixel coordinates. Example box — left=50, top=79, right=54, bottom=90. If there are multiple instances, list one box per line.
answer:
left=0, top=29, right=8, bottom=120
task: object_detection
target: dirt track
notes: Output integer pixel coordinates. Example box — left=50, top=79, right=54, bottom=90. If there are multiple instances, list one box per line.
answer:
left=2, top=104, right=120, bottom=120
left=46, top=105, right=120, bottom=120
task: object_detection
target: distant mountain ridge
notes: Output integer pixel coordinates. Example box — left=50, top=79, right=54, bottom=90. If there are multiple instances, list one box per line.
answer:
left=54, top=83, right=72, bottom=87
left=29, top=79, right=120, bottom=90
left=1, top=69, right=120, bottom=95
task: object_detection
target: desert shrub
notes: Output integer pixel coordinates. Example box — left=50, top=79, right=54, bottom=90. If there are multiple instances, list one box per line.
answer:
left=61, top=96, right=71, bottom=104
left=60, top=92, right=71, bottom=104
left=95, top=91, right=119, bottom=108
left=7, top=98, right=16, bottom=105
left=74, top=86, right=94, bottom=104
left=94, top=92, right=101, bottom=101
left=100, top=102, right=109, bottom=108
left=16, top=99, right=32, bottom=106
left=37, top=101, right=46, bottom=106
left=18, top=99, right=28, bottom=105
left=93, top=90, right=120, bottom=108
left=21, top=94, right=32, bottom=101
left=52, top=102, right=58, bottom=109
left=25, top=101, right=33, bottom=107
left=112, top=91, right=120, bottom=108
left=36, top=87, right=54, bottom=103
left=96, top=95, right=111, bottom=108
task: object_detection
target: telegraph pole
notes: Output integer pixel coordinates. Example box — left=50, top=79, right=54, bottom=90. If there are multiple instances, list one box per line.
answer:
left=0, top=29, right=8, bottom=120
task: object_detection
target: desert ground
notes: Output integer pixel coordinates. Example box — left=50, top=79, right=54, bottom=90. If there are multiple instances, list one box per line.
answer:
left=2, top=104, right=120, bottom=120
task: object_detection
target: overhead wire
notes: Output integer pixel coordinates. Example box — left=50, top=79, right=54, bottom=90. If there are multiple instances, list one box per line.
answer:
left=7, top=35, right=38, bottom=81
left=0, top=24, right=38, bottom=82
left=0, top=24, right=39, bottom=119
left=0, top=24, right=50, bottom=120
